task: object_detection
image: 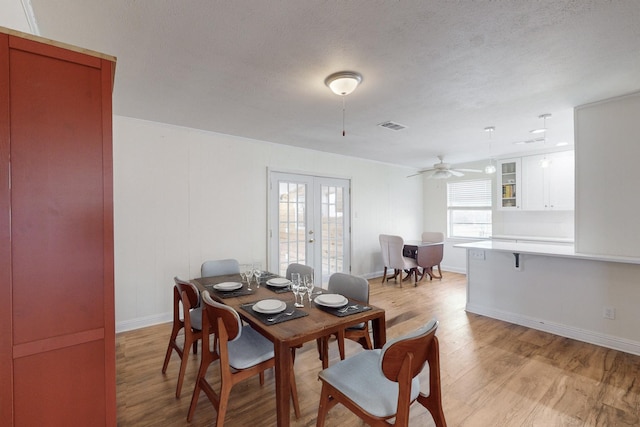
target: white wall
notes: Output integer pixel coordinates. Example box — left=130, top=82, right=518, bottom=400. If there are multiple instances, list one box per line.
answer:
left=113, top=116, right=423, bottom=331
left=0, top=0, right=31, bottom=33
left=575, top=91, right=640, bottom=258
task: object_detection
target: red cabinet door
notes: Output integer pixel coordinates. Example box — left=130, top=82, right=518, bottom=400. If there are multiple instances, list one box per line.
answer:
left=0, top=31, right=115, bottom=426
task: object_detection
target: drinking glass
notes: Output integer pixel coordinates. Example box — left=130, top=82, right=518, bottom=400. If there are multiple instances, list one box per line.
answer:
left=243, top=264, right=254, bottom=291
left=291, top=273, right=304, bottom=308
left=253, top=262, right=262, bottom=288
left=303, top=274, right=314, bottom=302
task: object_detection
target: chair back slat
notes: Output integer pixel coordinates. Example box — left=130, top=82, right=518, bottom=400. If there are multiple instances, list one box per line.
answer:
left=380, top=320, right=438, bottom=382
left=328, top=272, right=369, bottom=303
left=285, top=263, right=314, bottom=280
left=174, top=277, right=200, bottom=310
left=201, top=291, right=242, bottom=341
left=421, top=231, right=444, bottom=243
left=201, top=258, right=240, bottom=277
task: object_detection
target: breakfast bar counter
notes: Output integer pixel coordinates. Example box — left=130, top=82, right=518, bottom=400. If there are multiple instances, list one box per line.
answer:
left=455, top=240, right=640, bottom=356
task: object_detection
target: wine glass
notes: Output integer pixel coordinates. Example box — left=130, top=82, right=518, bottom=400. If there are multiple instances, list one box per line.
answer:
left=253, top=262, right=262, bottom=288
left=244, top=263, right=254, bottom=291
left=303, top=274, right=315, bottom=302
left=290, top=273, right=303, bottom=308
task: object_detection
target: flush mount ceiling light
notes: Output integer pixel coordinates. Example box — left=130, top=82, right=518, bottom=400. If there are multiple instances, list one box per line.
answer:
left=325, top=71, right=363, bottom=136
left=530, top=113, right=552, bottom=134
left=325, top=71, right=363, bottom=96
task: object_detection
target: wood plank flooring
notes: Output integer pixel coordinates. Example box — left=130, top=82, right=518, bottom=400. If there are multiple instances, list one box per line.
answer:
left=116, top=273, right=640, bottom=426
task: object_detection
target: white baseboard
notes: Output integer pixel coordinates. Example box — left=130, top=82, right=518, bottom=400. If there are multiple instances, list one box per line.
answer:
left=466, top=303, right=640, bottom=356
left=116, top=312, right=171, bottom=333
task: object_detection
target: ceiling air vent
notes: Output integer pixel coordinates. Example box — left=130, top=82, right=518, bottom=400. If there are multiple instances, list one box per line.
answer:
left=378, top=121, right=407, bottom=131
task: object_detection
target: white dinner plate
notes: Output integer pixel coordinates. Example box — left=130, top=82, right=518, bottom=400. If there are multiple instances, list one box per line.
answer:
left=213, top=282, right=243, bottom=291
left=253, top=299, right=287, bottom=314
left=314, top=293, right=348, bottom=308
left=266, top=278, right=291, bottom=288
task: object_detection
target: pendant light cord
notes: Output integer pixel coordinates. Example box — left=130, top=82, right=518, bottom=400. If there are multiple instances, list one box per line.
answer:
left=342, top=96, right=346, bottom=136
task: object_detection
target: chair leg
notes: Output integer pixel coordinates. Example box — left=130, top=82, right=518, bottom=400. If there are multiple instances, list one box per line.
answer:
left=316, top=382, right=332, bottom=427
left=162, top=322, right=182, bottom=373
left=432, top=264, right=443, bottom=279
left=381, top=266, right=388, bottom=283
left=215, top=382, right=232, bottom=427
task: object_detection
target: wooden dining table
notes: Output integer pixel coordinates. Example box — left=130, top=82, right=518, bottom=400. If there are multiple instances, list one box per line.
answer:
left=192, top=273, right=387, bottom=427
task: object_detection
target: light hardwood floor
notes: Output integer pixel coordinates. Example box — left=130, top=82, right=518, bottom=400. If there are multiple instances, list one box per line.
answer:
left=116, top=273, right=640, bottom=426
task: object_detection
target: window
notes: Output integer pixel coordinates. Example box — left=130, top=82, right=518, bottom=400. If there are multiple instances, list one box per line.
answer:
left=447, top=179, right=492, bottom=238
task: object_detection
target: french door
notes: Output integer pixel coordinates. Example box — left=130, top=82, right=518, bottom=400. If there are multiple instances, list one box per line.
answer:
left=268, top=172, right=351, bottom=286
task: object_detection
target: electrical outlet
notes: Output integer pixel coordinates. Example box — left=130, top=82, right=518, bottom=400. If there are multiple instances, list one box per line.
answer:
left=470, top=250, right=485, bottom=260
left=603, top=306, right=615, bottom=320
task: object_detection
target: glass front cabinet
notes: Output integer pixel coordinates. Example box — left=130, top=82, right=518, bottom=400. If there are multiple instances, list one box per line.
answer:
left=497, top=158, right=521, bottom=210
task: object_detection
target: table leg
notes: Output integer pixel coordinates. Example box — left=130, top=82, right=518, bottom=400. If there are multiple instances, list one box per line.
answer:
left=371, top=313, right=387, bottom=348
left=274, top=340, right=291, bottom=427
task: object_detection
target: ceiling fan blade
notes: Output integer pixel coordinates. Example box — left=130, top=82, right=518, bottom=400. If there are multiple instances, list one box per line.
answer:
left=406, top=168, right=434, bottom=178
left=449, top=170, right=465, bottom=177
left=457, top=168, right=482, bottom=173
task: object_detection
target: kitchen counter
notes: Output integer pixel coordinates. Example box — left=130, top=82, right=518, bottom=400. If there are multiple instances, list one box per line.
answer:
left=456, top=240, right=640, bottom=356
left=455, top=240, right=640, bottom=265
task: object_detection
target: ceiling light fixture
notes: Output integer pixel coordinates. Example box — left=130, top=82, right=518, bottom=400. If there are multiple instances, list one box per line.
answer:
left=483, top=126, right=497, bottom=174
left=325, top=71, right=363, bottom=136
left=530, top=113, right=552, bottom=134
left=325, top=71, right=362, bottom=96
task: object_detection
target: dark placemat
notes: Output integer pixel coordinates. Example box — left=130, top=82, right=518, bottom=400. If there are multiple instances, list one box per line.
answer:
left=264, top=284, right=291, bottom=294
left=314, top=299, right=372, bottom=317
left=205, top=284, right=256, bottom=299
left=239, top=301, right=308, bottom=325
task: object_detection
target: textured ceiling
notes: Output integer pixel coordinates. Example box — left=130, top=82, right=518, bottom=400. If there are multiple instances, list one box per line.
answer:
left=29, top=0, right=640, bottom=169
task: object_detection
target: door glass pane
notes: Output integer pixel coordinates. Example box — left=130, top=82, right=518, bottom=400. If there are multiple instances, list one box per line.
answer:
left=278, top=182, right=307, bottom=276
left=321, top=185, right=344, bottom=282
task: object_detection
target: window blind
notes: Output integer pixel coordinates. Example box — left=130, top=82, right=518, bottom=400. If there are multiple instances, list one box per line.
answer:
left=447, top=179, right=492, bottom=208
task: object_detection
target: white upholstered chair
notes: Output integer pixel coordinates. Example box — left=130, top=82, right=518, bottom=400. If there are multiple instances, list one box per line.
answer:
left=316, top=319, right=447, bottom=427
left=200, top=258, right=240, bottom=277
left=379, top=234, right=418, bottom=287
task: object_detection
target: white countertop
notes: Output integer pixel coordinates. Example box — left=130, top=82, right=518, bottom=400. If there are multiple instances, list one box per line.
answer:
left=454, top=240, right=640, bottom=265
left=490, top=234, right=574, bottom=244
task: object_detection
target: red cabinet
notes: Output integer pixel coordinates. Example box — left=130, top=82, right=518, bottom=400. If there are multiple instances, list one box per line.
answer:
left=0, top=27, right=116, bottom=425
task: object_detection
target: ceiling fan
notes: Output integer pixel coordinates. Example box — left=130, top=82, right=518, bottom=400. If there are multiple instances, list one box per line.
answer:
left=408, top=155, right=482, bottom=179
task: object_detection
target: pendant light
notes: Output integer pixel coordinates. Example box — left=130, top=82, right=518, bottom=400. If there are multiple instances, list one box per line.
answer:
left=483, top=126, right=496, bottom=174
left=531, top=114, right=552, bottom=168
left=325, top=71, right=363, bottom=136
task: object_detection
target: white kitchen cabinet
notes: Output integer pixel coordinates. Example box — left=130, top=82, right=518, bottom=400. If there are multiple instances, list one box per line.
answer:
left=521, top=150, right=574, bottom=210
left=497, top=158, right=521, bottom=210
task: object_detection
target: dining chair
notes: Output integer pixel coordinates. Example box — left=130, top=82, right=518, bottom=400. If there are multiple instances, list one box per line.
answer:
left=317, top=273, right=373, bottom=369
left=187, top=291, right=300, bottom=424
left=201, top=258, right=240, bottom=277
left=285, top=262, right=314, bottom=281
left=161, top=277, right=206, bottom=398
left=379, top=234, right=419, bottom=287
left=419, top=232, right=445, bottom=280
left=316, top=319, right=447, bottom=427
